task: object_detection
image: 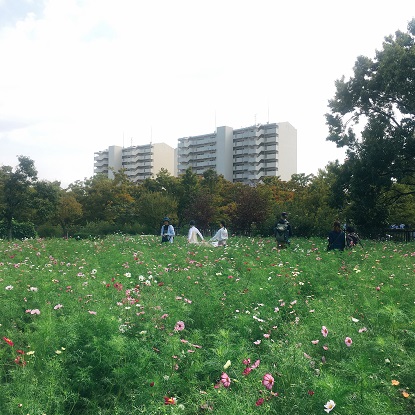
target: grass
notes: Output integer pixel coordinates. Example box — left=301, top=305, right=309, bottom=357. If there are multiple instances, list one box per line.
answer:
left=0, top=235, right=414, bottom=414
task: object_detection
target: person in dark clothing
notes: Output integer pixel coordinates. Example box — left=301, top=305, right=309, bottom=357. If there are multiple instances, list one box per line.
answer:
left=345, top=225, right=361, bottom=248
left=274, top=212, right=292, bottom=248
left=327, top=221, right=346, bottom=251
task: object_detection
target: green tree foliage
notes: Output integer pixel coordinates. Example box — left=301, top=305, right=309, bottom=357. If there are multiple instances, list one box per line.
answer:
left=326, top=19, right=415, bottom=236
left=31, top=180, right=61, bottom=226
left=0, top=156, right=38, bottom=239
left=176, top=168, right=199, bottom=227
left=56, top=191, right=83, bottom=237
left=136, top=190, right=178, bottom=234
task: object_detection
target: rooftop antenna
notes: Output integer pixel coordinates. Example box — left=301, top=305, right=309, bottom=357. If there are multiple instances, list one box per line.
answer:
left=130, top=137, right=133, bottom=147
left=122, top=132, right=125, bottom=148
left=214, top=110, right=216, bottom=131
left=150, top=126, right=153, bottom=144
left=254, top=113, right=257, bottom=125
left=267, top=100, right=270, bottom=124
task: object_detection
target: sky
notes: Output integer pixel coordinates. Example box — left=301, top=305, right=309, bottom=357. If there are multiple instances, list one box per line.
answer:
left=0, top=0, right=414, bottom=188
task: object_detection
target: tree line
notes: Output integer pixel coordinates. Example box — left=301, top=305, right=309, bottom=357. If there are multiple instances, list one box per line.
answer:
left=1, top=19, right=415, bottom=240
left=0, top=159, right=413, bottom=240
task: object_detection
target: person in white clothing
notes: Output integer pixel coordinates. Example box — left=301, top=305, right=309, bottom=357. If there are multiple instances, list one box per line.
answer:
left=188, top=220, right=204, bottom=244
left=160, top=217, right=175, bottom=243
left=209, top=220, right=228, bottom=246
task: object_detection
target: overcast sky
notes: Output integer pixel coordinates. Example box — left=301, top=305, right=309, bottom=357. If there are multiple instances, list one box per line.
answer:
left=0, top=0, right=413, bottom=187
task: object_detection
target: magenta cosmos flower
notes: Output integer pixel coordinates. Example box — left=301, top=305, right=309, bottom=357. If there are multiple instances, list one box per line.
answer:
left=221, top=372, right=231, bottom=388
left=174, top=321, right=185, bottom=331
left=321, top=326, right=328, bottom=337
left=262, top=373, right=275, bottom=390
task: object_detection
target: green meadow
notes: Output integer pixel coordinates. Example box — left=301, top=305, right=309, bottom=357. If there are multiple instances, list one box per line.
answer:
left=0, top=235, right=414, bottom=415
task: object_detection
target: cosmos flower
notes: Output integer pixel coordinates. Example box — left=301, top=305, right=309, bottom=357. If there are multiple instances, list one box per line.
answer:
left=345, top=337, right=353, bottom=347
left=223, top=360, right=231, bottom=369
left=164, top=396, right=176, bottom=405
left=255, top=398, right=264, bottom=406
left=221, top=372, right=231, bottom=388
left=321, top=326, right=328, bottom=337
left=262, top=373, right=275, bottom=390
left=174, top=321, right=185, bottom=331
left=3, top=337, right=14, bottom=346
left=324, top=400, right=336, bottom=413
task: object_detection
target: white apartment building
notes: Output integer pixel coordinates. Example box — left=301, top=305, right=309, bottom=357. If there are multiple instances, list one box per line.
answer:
left=178, top=122, right=297, bottom=183
left=177, top=126, right=234, bottom=181
left=94, top=143, right=176, bottom=182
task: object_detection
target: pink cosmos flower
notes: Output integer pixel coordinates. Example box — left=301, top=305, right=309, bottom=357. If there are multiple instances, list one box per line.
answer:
left=221, top=372, right=231, bottom=388
left=262, top=373, right=275, bottom=390
left=345, top=336, right=353, bottom=347
left=88, top=310, right=97, bottom=315
left=30, top=309, right=40, bottom=315
left=358, top=327, right=367, bottom=333
left=54, top=304, right=63, bottom=310
left=311, top=340, right=319, bottom=345
left=242, top=358, right=251, bottom=365
left=174, top=321, right=185, bottom=331
left=161, top=313, right=169, bottom=319
left=242, top=367, right=252, bottom=376
left=321, top=326, right=328, bottom=337
left=251, top=359, right=260, bottom=369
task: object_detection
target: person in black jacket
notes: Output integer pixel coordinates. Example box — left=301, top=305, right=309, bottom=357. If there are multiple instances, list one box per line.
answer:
left=274, top=212, right=292, bottom=248
left=327, top=221, right=346, bottom=251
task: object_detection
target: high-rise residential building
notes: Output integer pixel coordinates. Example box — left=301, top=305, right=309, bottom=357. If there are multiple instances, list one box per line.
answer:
left=95, top=121, right=296, bottom=184
left=94, top=142, right=176, bottom=182
left=178, top=122, right=297, bottom=183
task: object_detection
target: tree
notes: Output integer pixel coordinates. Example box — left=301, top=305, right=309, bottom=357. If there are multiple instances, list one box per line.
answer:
left=56, top=191, right=83, bottom=237
left=325, top=19, right=415, bottom=236
left=229, top=183, right=274, bottom=235
left=176, top=168, right=200, bottom=227
left=31, top=180, right=61, bottom=227
left=136, top=191, right=178, bottom=234
left=0, top=156, right=38, bottom=239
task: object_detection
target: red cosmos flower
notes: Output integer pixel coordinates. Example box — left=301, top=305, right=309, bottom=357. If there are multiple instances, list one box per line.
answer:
left=255, top=398, right=264, bottom=406
left=3, top=337, right=14, bottom=347
left=14, top=356, right=26, bottom=366
left=164, top=396, right=176, bottom=405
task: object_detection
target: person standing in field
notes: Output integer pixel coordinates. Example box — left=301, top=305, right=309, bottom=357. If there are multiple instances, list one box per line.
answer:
left=188, top=220, right=204, bottom=244
left=274, top=212, right=292, bottom=249
left=161, top=217, right=175, bottom=243
left=209, top=220, right=228, bottom=246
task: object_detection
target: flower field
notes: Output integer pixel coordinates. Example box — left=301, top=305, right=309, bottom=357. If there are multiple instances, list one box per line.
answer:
left=0, top=235, right=414, bottom=414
